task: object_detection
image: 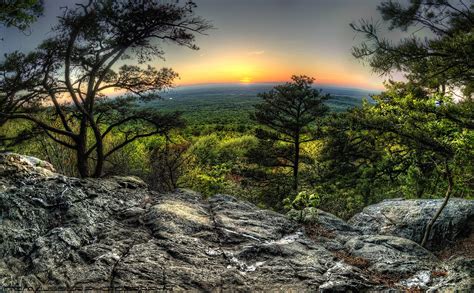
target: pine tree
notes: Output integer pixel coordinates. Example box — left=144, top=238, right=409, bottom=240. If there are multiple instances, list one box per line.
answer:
left=252, top=75, right=329, bottom=194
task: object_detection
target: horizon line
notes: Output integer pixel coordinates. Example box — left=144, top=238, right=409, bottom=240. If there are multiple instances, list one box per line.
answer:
left=173, top=81, right=384, bottom=92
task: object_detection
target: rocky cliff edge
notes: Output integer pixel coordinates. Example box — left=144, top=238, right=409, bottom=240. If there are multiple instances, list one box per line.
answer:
left=0, top=153, right=473, bottom=291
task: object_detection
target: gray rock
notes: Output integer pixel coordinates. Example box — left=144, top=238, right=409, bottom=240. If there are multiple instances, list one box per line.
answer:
left=349, top=198, right=474, bottom=249
left=288, top=207, right=361, bottom=236
left=344, top=235, right=437, bottom=275
left=427, top=257, right=474, bottom=292
left=0, top=152, right=56, bottom=178
left=0, top=154, right=471, bottom=291
left=399, top=270, right=432, bottom=290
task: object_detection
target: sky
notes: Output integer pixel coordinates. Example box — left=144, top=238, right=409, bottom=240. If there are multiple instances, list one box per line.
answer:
left=0, top=0, right=407, bottom=90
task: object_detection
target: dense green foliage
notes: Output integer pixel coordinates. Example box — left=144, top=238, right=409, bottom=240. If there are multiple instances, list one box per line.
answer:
left=350, top=0, right=473, bottom=245
left=315, top=83, right=473, bottom=219
left=2, top=82, right=472, bottom=219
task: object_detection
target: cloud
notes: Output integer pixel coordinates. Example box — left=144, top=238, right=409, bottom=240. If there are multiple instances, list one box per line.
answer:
left=247, top=50, right=265, bottom=55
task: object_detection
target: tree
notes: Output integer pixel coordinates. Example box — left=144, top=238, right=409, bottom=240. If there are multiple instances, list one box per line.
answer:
left=252, top=75, right=329, bottom=194
left=316, top=113, right=390, bottom=210
left=0, top=0, right=43, bottom=32
left=148, top=139, right=191, bottom=192
left=351, top=0, right=474, bottom=97
left=0, top=0, right=43, bottom=143
left=351, top=0, right=473, bottom=247
left=351, top=82, right=472, bottom=247
left=0, top=0, right=211, bottom=177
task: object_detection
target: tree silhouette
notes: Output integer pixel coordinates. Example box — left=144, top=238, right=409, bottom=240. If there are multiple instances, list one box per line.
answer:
left=0, top=0, right=43, bottom=32
left=351, top=0, right=474, bottom=96
left=0, top=0, right=211, bottom=177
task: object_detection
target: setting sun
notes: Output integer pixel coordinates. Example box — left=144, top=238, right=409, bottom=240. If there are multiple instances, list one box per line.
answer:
left=240, top=77, right=252, bottom=83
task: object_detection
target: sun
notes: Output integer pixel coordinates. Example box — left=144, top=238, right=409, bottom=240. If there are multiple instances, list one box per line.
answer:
left=240, top=77, right=252, bottom=84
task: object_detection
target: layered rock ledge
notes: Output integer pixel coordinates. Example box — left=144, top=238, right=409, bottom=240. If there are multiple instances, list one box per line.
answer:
left=0, top=153, right=473, bottom=291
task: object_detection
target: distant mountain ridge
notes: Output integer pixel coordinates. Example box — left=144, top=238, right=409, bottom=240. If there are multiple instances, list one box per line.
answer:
left=162, top=83, right=379, bottom=100
left=142, top=83, right=380, bottom=126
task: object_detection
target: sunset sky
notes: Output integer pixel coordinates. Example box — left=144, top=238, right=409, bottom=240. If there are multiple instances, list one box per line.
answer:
left=0, top=0, right=405, bottom=90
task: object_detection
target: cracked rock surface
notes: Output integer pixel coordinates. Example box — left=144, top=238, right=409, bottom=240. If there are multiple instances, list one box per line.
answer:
left=0, top=153, right=473, bottom=291
left=349, top=198, right=474, bottom=249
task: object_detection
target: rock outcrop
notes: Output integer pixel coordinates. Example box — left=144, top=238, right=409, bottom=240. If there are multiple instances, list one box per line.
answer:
left=0, top=153, right=473, bottom=291
left=348, top=198, right=474, bottom=249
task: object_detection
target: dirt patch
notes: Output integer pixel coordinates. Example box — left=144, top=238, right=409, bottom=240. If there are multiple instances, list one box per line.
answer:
left=332, top=250, right=370, bottom=269
left=303, top=223, right=336, bottom=239
left=431, top=270, right=449, bottom=277
left=371, top=272, right=412, bottom=288
left=435, top=232, right=474, bottom=260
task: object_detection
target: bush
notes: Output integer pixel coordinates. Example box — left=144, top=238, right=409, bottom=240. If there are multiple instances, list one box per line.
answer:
left=148, top=141, right=190, bottom=192
left=284, top=191, right=321, bottom=222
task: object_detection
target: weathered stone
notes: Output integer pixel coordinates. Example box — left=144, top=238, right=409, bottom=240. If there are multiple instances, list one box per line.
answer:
left=288, top=207, right=361, bottom=236
left=427, top=257, right=473, bottom=292
left=0, top=153, right=472, bottom=291
left=319, top=261, right=372, bottom=292
left=344, top=235, right=437, bottom=275
left=349, top=198, right=474, bottom=249
left=0, top=152, right=56, bottom=178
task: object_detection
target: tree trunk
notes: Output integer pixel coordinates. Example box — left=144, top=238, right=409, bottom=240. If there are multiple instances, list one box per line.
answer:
left=90, top=117, right=104, bottom=178
left=76, top=116, right=89, bottom=178
left=92, top=137, right=104, bottom=178
left=293, top=137, right=300, bottom=193
left=76, top=143, right=89, bottom=178
left=420, top=163, right=453, bottom=248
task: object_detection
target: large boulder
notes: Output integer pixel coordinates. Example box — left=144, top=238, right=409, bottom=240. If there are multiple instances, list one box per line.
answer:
left=0, top=153, right=57, bottom=192
left=0, top=153, right=472, bottom=291
left=343, top=235, right=437, bottom=275
left=287, top=207, right=361, bottom=236
left=348, top=198, right=474, bottom=249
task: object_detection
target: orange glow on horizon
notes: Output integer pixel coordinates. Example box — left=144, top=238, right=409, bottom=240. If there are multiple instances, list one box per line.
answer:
left=165, top=50, right=385, bottom=90
left=175, top=73, right=384, bottom=90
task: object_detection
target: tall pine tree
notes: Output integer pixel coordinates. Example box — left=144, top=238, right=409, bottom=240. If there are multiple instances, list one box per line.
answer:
left=252, top=75, right=329, bottom=194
